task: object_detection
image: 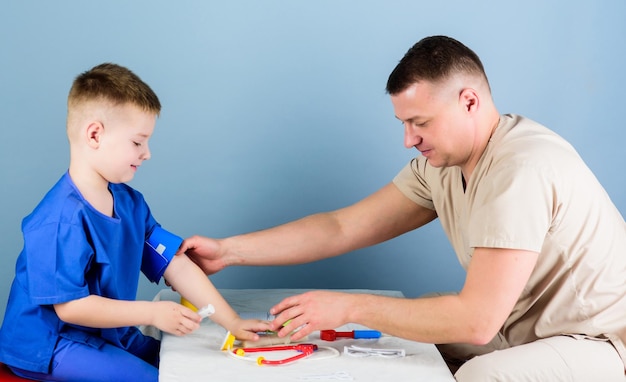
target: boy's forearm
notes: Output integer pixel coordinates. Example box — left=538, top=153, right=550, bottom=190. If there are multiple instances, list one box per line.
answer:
left=164, top=254, right=239, bottom=329
left=54, top=295, right=155, bottom=328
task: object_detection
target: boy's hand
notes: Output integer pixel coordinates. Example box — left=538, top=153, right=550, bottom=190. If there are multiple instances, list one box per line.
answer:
left=227, top=318, right=273, bottom=342
left=152, top=301, right=202, bottom=336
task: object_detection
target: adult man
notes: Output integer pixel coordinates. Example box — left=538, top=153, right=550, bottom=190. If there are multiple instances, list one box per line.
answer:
left=179, top=36, right=626, bottom=380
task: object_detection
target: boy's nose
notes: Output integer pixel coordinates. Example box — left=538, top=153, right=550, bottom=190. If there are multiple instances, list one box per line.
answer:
left=142, top=144, right=151, bottom=160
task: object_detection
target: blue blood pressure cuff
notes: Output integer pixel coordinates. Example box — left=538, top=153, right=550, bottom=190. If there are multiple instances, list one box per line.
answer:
left=142, top=226, right=183, bottom=284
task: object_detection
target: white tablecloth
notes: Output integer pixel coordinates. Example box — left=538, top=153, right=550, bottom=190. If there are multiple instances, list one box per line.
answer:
left=153, top=289, right=455, bottom=381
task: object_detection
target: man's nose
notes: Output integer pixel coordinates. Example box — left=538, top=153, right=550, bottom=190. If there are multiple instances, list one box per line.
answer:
left=403, top=123, right=421, bottom=149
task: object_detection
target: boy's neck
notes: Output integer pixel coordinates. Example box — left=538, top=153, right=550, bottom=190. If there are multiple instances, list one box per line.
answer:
left=68, top=165, right=114, bottom=217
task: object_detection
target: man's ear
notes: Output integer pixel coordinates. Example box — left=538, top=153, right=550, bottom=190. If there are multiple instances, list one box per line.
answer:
left=86, top=122, right=104, bottom=149
left=459, top=88, right=479, bottom=114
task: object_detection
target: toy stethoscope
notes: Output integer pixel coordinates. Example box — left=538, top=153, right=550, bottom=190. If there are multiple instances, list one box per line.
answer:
left=231, top=343, right=319, bottom=366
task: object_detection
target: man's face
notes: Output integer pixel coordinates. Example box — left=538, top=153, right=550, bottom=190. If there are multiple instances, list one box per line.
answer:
left=391, top=80, right=476, bottom=170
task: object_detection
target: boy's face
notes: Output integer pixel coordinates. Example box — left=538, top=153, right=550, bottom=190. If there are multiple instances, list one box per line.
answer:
left=94, top=104, right=156, bottom=184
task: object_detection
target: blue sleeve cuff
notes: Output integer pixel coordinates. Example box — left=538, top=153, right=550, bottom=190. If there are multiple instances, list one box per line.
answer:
left=142, top=226, right=183, bottom=284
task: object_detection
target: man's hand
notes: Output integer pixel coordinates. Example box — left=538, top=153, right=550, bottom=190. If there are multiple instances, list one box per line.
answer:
left=175, top=235, right=226, bottom=275
left=268, top=290, right=354, bottom=341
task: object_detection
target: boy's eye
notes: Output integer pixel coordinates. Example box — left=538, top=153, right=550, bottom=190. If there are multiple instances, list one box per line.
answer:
left=133, top=142, right=141, bottom=146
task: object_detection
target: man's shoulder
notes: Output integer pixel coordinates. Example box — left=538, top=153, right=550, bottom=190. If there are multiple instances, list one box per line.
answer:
left=498, top=114, right=562, bottom=143
left=492, top=114, right=579, bottom=164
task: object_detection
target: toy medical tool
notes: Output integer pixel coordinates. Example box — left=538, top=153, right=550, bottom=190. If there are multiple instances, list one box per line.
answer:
left=180, top=297, right=215, bottom=319
left=221, top=331, right=237, bottom=351
left=343, top=345, right=405, bottom=358
left=320, top=329, right=381, bottom=341
left=239, top=311, right=294, bottom=329
left=197, top=304, right=215, bottom=318
left=232, top=343, right=319, bottom=366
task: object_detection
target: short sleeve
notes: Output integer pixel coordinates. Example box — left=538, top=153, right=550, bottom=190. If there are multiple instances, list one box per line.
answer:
left=25, top=222, right=92, bottom=305
left=393, top=157, right=436, bottom=210
left=469, top=163, right=553, bottom=252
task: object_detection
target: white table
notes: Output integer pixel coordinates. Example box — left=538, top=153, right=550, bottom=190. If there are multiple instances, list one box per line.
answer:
left=153, top=289, right=455, bottom=381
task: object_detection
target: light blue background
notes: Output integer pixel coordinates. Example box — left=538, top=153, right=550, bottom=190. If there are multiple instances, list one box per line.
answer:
left=1, top=1, right=625, bottom=326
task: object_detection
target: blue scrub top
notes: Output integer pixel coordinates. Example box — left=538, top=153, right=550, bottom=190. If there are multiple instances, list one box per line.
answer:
left=0, top=172, right=160, bottom=373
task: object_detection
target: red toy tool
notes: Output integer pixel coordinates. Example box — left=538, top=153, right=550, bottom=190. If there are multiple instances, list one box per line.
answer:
left=320, top=329, right=381, bottom=341
left=233, top=343, right=318, bottom=366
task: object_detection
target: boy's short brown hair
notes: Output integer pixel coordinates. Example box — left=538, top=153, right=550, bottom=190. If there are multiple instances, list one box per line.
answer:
left=68, top=63, right=161, bottom=115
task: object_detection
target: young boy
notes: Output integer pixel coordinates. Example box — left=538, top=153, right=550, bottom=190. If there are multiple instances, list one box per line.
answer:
left=0, top=63, right=269, bottom=381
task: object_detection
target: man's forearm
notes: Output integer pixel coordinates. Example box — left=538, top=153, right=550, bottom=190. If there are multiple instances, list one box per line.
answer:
left=222, top=211, right=351, bottom=267
left=348, top=293, right=491, bottom=345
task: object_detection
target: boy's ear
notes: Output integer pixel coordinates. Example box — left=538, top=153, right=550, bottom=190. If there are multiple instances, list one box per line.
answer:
left=85, top=121, right=104, bottom=148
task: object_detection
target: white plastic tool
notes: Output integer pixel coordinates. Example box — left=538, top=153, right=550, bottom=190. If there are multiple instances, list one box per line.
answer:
left=343, top=345, right=405, bottom=358
left=197, top=304, right=215, bottom=318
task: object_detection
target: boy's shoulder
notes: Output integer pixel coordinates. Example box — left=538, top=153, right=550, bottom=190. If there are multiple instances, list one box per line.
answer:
left=22, top=175, right=147, bottom=232
left=22, top=173, right=84, bottom=230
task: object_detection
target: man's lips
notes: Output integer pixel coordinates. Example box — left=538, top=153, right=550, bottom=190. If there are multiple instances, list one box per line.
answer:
left=419, top=148, right=432, bottom=155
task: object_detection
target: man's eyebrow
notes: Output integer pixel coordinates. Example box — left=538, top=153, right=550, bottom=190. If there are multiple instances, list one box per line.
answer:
left=395, top=115, right=424, bottom=123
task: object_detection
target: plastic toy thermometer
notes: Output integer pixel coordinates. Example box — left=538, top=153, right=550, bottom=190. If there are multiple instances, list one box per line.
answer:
left=320, top=329, right=381, bottom=341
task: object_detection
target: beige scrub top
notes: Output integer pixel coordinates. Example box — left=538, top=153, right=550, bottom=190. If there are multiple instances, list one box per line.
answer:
left=393, top=114, right=626, bottom=369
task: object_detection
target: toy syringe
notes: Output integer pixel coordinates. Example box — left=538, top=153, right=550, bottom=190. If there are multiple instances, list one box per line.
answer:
left=181, top=297, right=214, bottom=319
left=197, top=304, right=215, bottom=318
